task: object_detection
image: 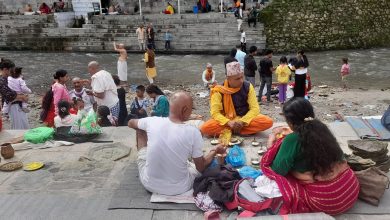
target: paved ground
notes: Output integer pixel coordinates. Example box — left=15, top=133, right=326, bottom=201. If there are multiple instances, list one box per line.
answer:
left=0, top=123, right=389, bottom=220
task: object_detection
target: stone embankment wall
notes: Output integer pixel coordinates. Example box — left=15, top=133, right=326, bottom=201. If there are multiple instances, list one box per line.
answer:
left=260, top=0, right=390, bottom=52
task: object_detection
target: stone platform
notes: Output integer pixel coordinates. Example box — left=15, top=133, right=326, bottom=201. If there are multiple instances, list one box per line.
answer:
left=0, top=123, right=388, bottom=219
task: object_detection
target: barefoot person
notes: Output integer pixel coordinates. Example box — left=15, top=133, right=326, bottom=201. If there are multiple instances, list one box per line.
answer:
left=143, top=44, right=157, bottom=84
left=113, top=42, right=128, bottom=85
left=128, top=92, right=226, bottom=195
left=200, top=62, right=273, bottom=136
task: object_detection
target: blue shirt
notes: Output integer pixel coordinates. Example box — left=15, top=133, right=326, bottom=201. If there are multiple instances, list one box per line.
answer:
left=165, top=33, right=173, bottom=41
left=235, top=50, right=246, bottom=68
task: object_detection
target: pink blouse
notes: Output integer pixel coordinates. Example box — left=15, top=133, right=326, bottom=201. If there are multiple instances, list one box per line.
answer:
left=52, top=82, right=71, bottom=115
left=341, top=64, right=350, bottom=76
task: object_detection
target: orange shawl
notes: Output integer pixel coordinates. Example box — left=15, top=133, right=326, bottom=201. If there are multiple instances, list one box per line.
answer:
left=211, top=80, right=240, bottom=120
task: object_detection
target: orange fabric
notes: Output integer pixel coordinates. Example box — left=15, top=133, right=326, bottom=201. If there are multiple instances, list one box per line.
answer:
left=200, top=114, right=273, bottom=136
left=205, top=69, right=213, bottom=81
left=210, top=80, right=240, bottom=120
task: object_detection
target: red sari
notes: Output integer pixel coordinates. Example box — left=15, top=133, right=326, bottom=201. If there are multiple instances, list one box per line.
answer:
left=43, top=103, right=55, bottom=127
left=261, top=138, right=359, bottom=215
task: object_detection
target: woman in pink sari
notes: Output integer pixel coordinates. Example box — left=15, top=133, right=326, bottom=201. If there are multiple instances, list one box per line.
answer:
left=261, top=98, right=359, bottom=215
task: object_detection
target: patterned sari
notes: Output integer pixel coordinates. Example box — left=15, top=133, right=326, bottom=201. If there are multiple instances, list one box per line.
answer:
left=261, top=138, right=360, bottom=215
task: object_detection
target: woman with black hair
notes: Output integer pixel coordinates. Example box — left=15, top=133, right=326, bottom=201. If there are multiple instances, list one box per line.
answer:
left=54, top=100, right=77, bottom=128
left=146, top=84, right=169, bottom=117
left=97, top=105, right=117, bottom=127
left=260, top=98, right=359, bottom=215
left=292, top=51, right=309, bottom=98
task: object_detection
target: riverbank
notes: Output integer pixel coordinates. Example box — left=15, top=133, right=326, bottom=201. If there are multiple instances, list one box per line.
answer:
left=2, top=84, right=389, bottom=130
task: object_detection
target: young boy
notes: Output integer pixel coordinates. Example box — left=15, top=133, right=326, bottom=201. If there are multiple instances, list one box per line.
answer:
left=164, top=29, right=173, bottom=50
left=130, top=85, right=149, bottom=118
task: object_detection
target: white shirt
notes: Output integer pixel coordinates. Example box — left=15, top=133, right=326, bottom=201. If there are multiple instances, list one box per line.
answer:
left=91, top=70, right=119, bottom=108
left=69, top=88, right=96, bottom=113
left=138, top=117, right=204, bottom=195
left=54, top=114, right=77, bottom=128
left=240, top=32, right=246, bottom=43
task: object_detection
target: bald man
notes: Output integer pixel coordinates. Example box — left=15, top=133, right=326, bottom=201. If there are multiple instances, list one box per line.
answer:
left=128, top=92, right=226, bottom=196
left=87, top=61, right=119, bottom=118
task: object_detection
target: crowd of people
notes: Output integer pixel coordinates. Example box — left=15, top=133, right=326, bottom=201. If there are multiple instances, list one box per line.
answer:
left=23, top=1, right=65, bottom=15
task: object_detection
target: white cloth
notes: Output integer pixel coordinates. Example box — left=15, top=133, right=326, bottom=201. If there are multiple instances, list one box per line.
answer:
left=91, top=70, right=119, bottom=108
left=137, top=117, right=203, bottom=195
left=295, top=68, right=308, bottom=75
left=9, top=103, right=29, bottom=130
left=69, top=88, right=96, bottom=113
left=54, top=114, right=77, bottom=128
left=254, top=175, right=282, bottom=198
left=240, top=32, right=246, bottom=43
left=117, top=60, right=128, bottom=82
left=7, top=76, right=32, bottom=94
left=237, top=19, right=243, bottom=31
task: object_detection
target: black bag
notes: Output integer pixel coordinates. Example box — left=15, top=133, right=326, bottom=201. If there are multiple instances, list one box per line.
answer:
left=381, top=105, right=390, bottom=130
left=40, top=88, right=53, bottom=121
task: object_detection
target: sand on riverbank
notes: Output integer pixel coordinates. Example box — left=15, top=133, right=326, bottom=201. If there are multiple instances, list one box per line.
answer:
left=2, top=84, right=389, bottom=130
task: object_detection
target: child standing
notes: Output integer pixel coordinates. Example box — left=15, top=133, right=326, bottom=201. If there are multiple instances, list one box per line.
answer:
left=129, top=85, right=149, bottom=119
left=3, top=67, right=32, bottom=115
left=164, top=29, right=173, bottom=50
left=240, top=29, right=246, bottom=53
left=340, top=58, right=350, bottom=89
left=275, top=56, right=291, bottom=104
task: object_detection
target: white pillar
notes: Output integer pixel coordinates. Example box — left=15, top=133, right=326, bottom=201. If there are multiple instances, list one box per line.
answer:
left=220, top=0, right=223, bottom=13
left=178, top=0, right=181, bottom=15
left=139, top=0, right=142, bottom=16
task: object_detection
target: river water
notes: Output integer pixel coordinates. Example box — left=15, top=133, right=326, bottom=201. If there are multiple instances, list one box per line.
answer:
left=1, top=48, right=389, bottom=92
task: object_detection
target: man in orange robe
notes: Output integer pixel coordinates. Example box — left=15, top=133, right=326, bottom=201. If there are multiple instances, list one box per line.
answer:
left=200, top=61, right=273, bottom=136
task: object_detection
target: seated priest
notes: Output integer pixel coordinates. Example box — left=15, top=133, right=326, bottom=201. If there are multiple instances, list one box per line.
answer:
left=200, top=61, right=273, bottom=136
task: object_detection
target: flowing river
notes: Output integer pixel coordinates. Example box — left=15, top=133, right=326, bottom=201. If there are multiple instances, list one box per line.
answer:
left=1, top=48, right=389, bottom=92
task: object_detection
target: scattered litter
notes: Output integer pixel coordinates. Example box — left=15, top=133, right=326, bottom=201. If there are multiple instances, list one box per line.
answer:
left=318, top=85, right=328, bottom=88
left=363, top=105, right=376, bottom=110
left=196, top=92, right=209, bottom=98
left=319, top=94, right=329, bottom=97
left=275, top=106, right=281, bottom=109
left=163, top=90, right=174, bottom=95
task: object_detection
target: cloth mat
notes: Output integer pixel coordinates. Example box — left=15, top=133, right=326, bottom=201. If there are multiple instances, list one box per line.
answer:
left=150, top=190, right=195, bottom=204
left=345, top=117, right=390, bottom=140
left=347, top=172, right=390, bottom=214
left=108, top=163, right=198, bottom=210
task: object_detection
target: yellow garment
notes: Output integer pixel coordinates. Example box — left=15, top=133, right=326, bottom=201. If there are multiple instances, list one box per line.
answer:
left=166, top=5, right=174, bottom=14
left=144, top=53, right=157, bottom=78
left=275, top=64, right=291, bottom=84
left=210, top=81, right=260, bottom=125
left=235, top=1, right=241, bottom=7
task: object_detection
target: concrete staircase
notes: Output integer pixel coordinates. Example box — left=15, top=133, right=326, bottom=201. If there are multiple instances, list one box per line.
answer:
left=80, top=13, right=266, bottom=52
left=0, top=13, right=266, bottom=53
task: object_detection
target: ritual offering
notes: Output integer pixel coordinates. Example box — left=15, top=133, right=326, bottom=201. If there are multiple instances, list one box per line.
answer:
left=0, top=161, right=23, bottom=172
left=251, top=158, right=260, bottom=165
left=219, top=129, right=232, bottom=146
left=229, top=136, right=244, bottom=146
left=251, top=138, right=260, bottom=146
left=24, top=162, right=45, bottom=171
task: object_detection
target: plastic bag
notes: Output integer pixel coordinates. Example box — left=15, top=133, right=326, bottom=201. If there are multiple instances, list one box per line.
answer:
left=239, top=166, right=262, bottom=179
left=24, top=127, right=55, bottom=144
left=225, top=145, right=246, bottom=167
left=70, top=110, right=102, bottom=135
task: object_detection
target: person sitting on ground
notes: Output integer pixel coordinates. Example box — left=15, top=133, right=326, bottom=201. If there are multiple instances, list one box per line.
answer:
left=128, top=91, right=227, bottom=195
left=261, top=98, right=359, bottom=215
left=112, top=75, right=128, bottom=126
left=224, top=48, right=238, bottom=75
left=202, top=63, right=217, bottom=88
left=97, top=105, right=117, bottom=127
left=69, top=77, right=96, bottom=113
left=54, top=100, right=77, bottom=128
left=146, top=84, right=169, bottom=117
left=129, top=85, right=149, bottom=119
left=163, top=2, right=174, bottom=14
left=200, top=62, right=273, bottom=136
left=197, top=0, right=211, bottom=13
left=39, top=3, right=51, bottom=14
